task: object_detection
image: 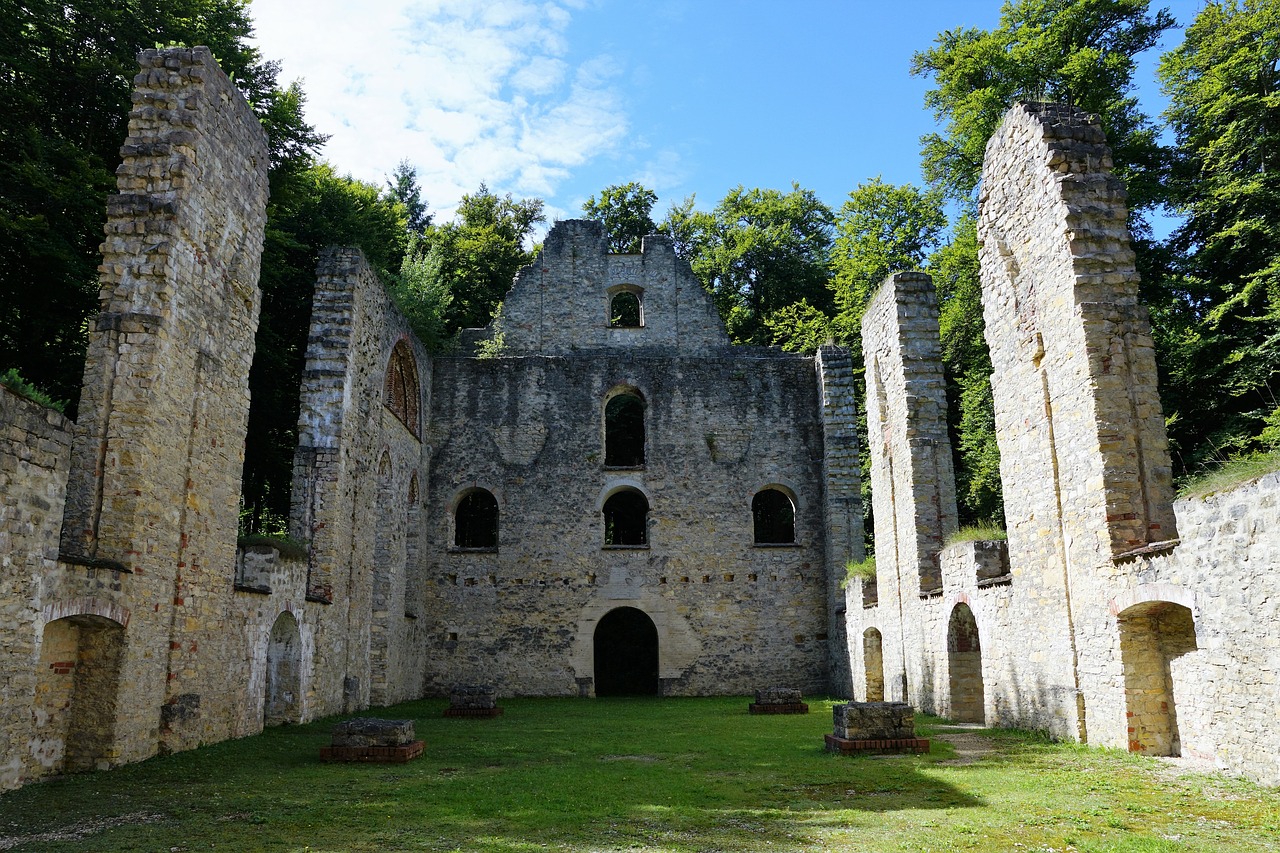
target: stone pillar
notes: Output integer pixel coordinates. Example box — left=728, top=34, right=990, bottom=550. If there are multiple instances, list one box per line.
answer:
left=977, top=102, right=1179, bottom=740
left=861, top=271, right=957, bottom=706
left=816, top=344, right=863, bottom=696
left=290, top=248, right=384, bottom=713
left=58, top=47, right=268, bottom=757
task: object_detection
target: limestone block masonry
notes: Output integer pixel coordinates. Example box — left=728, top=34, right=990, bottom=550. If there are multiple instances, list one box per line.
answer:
left=846, top=102, right=1280, bottom=786
left=2, top=48, right=1277, bottom=792
left=424, top=221, right=855, bottom=697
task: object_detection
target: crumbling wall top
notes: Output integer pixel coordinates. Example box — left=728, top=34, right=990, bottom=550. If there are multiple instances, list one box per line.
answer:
left=477, top=219, right=729, bottom=356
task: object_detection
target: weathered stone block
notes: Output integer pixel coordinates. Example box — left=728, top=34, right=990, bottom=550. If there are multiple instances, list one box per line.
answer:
left=330, top=717, right=415, bottom=747
left=832, top=701, right=915, bottom=740
left=449, top=685, right=497, bottom=710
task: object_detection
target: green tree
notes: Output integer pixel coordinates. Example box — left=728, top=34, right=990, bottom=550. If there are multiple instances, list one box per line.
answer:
left=930, top=217, right=1003, bottom=524
left=1157, top=0, right=1280, bottom=471
left=0, top=0, right=299, bottom=414
left=831, top=178, right=947, bottom=338
left=582, top=182, right=658, bottom=253
left=387, top=158, right=432, bottom=236
left=389, top=235, right=453, bottom=353
left=911, top=0, right=1173, bottom=215
left=417, top=184, right=545, bottom=333
left=663, top=184, right=834, bottom=345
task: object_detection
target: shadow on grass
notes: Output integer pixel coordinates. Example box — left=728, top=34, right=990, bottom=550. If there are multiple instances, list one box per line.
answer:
left=0, top=696, right=982, bottom=852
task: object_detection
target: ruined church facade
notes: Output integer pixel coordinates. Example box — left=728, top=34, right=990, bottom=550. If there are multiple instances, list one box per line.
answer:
left=0, top=49, right=1276, bottom=793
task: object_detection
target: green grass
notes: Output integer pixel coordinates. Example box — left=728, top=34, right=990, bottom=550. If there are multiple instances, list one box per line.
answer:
left=1, top=697, right=1277, bottom=852
left=945, top=523, right=1008, bottom=546
left=842, top=556, right=876, bottom=587
left=0, top=368, right=67, bottom=414
left=1178, top=449, right=1280, bottom=498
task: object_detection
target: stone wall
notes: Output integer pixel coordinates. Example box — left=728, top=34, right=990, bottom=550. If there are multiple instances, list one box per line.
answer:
left=0, top=390, right=73, bottom=788
left=847, top=102, right=1280, bottom=786
left=289, top=248, right=432, bottom=713
left=858, top=271, right=958, bottom=706
left=425, top=220, right=846, bottom=696
left=480, top=221, right=729, bottom=356
left=0, top=46, right=271, bottom=788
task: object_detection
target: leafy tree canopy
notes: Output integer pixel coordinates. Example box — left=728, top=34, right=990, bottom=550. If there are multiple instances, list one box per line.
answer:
left=663, top=184, right=834, bottom=345
left=1156, top=0, right=1280, bottom=468
left=583, top=182, right=658, bottom=253
left=399, top=184, right=545, bottom=336
left=387, top=158, right=432, bottom=236
left=0, top=0, right=320, bottom=415
left=911, top=0, right=1173, bottom=215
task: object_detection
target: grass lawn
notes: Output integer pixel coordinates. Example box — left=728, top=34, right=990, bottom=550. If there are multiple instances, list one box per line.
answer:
left=1, top=696, right=1277, bottom=852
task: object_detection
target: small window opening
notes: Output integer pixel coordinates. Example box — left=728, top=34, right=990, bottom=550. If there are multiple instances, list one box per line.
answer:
left=604, top=393, right=645, bottom=466
left=610, top=291, right=642, bottom=327
left=603, top=489, right=648, bottom=546
left=455, top=489, right=498, bottom=549
left=752, top=488, right=795, bottom=544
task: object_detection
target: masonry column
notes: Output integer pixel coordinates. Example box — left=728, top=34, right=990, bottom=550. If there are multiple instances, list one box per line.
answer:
left=861, top=271, right=958, bottom=708
left=977, top=102, right=1179, bottom=741
left=59, top=47, right=269, bottom=758
left=816, top=344, right=863, bottom=696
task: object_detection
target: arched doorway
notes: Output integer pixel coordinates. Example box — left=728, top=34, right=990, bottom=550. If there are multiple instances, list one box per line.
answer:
left=947, top=603, right=985, bottom=723
left=32, top=614, right=125, bottom=775
left=1118, top=601, right=1196, bottom=756
left=863, top=627, right=885, bottom=702
left=593, top=607, right=659, bottom=696
left=265, top=612, right=303, bottom=725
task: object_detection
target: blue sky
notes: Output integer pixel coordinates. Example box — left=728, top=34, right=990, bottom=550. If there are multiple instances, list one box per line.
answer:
left=248, top=0, right=1205, bottom=230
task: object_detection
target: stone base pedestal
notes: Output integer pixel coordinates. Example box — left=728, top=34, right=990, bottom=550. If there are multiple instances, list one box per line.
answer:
left=750, top=688, right=807, bottom=714
left=321, top=718, right=423, bottom=763
left=824, top=734, right=930, bottom=755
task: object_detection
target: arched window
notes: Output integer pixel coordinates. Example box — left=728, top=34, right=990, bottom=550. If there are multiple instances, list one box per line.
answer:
left=384, top=339, right=420, bottom=438
left=604, top=392, right=645, bottom=467
left=752, top=488, right=795, bottom=544
left=609, top=291, right=642, bottom=327
left=455, top=489, right=498, bottom=549
left=603, top=488, right=648, bottom=546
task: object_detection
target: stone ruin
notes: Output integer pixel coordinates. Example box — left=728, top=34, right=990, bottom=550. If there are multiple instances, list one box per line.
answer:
left=444, top=685, right=503, bottom=718
left=825, top=702, right=929, bottom=755
left=320, top=718, right=423, bottom=763
left=848, top=102, right=1280, bottom=783
left=748, top=687, right=809, bottom=715
left=0, top=50, right=1276, bottom=792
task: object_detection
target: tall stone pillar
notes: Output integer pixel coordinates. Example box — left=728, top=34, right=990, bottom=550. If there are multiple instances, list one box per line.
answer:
left=977, top=102, right=1179, bottom=740
left=861, top=271, right=958, bottom=706
left=59, top=47, right=269, bottom=756
left=816, top=344, right=863, bottom=696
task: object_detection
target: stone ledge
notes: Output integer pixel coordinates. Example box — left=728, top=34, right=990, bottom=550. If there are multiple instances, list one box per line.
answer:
left=824, top=734, right=930, bottom=755
left=319, top=741, right=424, bottom=763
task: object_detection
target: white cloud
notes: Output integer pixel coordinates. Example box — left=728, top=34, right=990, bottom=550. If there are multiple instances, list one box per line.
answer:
left=248, top=0, right=628, bottom=219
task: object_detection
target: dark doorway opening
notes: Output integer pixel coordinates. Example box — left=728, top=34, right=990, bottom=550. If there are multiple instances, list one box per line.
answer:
left=593, top=607, right=659, bottom=696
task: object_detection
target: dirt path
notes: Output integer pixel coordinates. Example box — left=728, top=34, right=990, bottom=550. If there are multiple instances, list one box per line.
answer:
left=931, top=723, right=999, bottom=766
